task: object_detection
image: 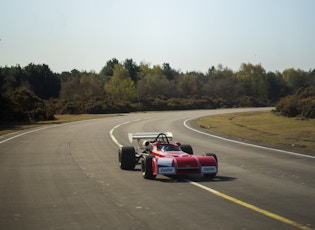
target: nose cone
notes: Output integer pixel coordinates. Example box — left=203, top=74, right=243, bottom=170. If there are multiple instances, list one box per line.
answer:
left=175, top=156, right=199, bottom=168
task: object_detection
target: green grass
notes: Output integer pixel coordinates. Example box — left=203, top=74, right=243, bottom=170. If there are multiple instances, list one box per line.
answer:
left=0, top=114, right=117, bottom=136
left=195, top=111, right=315, bottom=154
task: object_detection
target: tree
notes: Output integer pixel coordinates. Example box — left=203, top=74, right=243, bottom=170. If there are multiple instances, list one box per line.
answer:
left=176, top=72, right=204, bottom=97
left=310, top=69, right=315, bottom=85
left=24, top=64, right=60, bottom=99
left=136, top=64, right=172, bottom=99
left=282, top=68, right=308, bottom=93
left=203, top=65, right=238, bottom=99
left=99, top=58, right=119, bottom=83
left=59, top=71, right=103, bottom=98
left=236, top=63, right=269, bottom=100
left=79, top=74, right=103, bottom=98
left=162, top=63, right=178, bottom=81
left=104, top=64, right=135, bottom=101
left=123, top=58, right=139, bottom=83
left=0, top=65, right=27, bottom=94
left=59, top=77, right=80, bottom=100
left=266, top=71, right=288, bottom=101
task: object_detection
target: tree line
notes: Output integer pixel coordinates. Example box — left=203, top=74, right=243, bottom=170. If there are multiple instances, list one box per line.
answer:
left=1, top=58, right=315, bottom=123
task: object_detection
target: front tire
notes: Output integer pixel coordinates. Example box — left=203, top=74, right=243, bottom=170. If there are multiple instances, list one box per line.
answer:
left=181, top=144, right=193, bottom=155
left=204, top=153, right=218, bottom=163
left=141, top=155, right=156, bottom=179
left=119, top=146, right=136, bottom=170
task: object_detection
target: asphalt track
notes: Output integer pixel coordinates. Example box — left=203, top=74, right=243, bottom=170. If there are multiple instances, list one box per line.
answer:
left=0, top=108, right=314, bottom=230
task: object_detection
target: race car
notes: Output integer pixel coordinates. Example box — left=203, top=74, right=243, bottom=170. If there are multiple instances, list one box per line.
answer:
left=118, top=132, right=218, bottom=179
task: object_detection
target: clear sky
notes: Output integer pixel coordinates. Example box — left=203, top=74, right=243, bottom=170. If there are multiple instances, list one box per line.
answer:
left=1, top=0, right=314, bottom=73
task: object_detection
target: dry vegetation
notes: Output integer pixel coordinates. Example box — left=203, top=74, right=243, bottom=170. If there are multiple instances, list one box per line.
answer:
left=195, top=111, right=315, bottom=154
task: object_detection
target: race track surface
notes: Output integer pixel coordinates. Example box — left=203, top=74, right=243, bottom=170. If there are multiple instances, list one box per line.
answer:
left=0, top=108, right=314, bottom=230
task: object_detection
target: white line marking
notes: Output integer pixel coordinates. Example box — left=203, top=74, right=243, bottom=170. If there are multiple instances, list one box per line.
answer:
left=0, top=119, right=97, bottom=145
left=109, top=119, right=143, bottom=148
left=0, top=126, right=50, bottom=144
left=109, top=123, right=127, bottom=148
left=183, top=117, right=315, bottom=159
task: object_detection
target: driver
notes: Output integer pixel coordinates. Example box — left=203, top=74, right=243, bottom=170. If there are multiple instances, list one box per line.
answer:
left=161, top=145, right=181, bottom=152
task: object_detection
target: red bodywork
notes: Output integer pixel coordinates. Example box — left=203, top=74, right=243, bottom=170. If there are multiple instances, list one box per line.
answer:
left=149, top=142, right=217, bottom=176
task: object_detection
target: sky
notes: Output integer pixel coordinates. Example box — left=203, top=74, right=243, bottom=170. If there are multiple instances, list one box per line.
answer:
left=1, top=0, right=315, bottom=74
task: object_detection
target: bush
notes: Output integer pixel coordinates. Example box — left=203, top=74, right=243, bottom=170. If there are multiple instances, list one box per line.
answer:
left=0, top=94, right=28, bottom=122
left=3, top=89, right=55, bottom=122
left=275, top=96, right=299, bottom=117
left=300, top=98, right=315, bottom=118
left=274, top=86, right=315, bottom=118
left=236, top=96, right=266, bottom=107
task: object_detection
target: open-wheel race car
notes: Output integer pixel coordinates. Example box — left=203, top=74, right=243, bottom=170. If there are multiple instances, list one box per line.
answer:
left=118, top=132, right=218, bottom=179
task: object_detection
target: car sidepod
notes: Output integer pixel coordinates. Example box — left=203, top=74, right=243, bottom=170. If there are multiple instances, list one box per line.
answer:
left=157, top=157, right=176, bottom=175
left=199, top=154, right=218, bottom=177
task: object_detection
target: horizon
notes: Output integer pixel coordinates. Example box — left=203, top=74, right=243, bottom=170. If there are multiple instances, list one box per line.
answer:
left=1, top=0, right=315, bottom=74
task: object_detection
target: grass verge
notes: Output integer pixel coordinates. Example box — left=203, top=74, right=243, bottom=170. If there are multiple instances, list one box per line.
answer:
left=195, top=111, right=315, bottom=154
left=0, top=114, right=117, bottom=136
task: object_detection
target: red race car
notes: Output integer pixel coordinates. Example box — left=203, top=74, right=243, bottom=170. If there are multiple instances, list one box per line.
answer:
left=118, top=132, right=218, bottom=179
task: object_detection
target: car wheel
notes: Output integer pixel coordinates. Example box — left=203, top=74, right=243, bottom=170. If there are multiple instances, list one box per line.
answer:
left=119, top=146, right=136, bottom=170
left=181, top=144, right=193, bottom=155
left=141, top=155, right=156, bottom=180
left=204, top=153, right=218, bottom=163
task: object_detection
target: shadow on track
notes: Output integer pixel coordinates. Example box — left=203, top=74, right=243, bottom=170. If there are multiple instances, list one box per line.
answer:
left=127, top=168, right=236, bottom=183
left=155, top=175, right=237, bottom=183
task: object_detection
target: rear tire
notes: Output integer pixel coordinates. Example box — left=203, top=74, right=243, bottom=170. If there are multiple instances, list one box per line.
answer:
left=141, top=155, right=156, bottom=179
left=119, top=146, right=136, bottom=170
left=181, top=144, right=193, bottom=155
